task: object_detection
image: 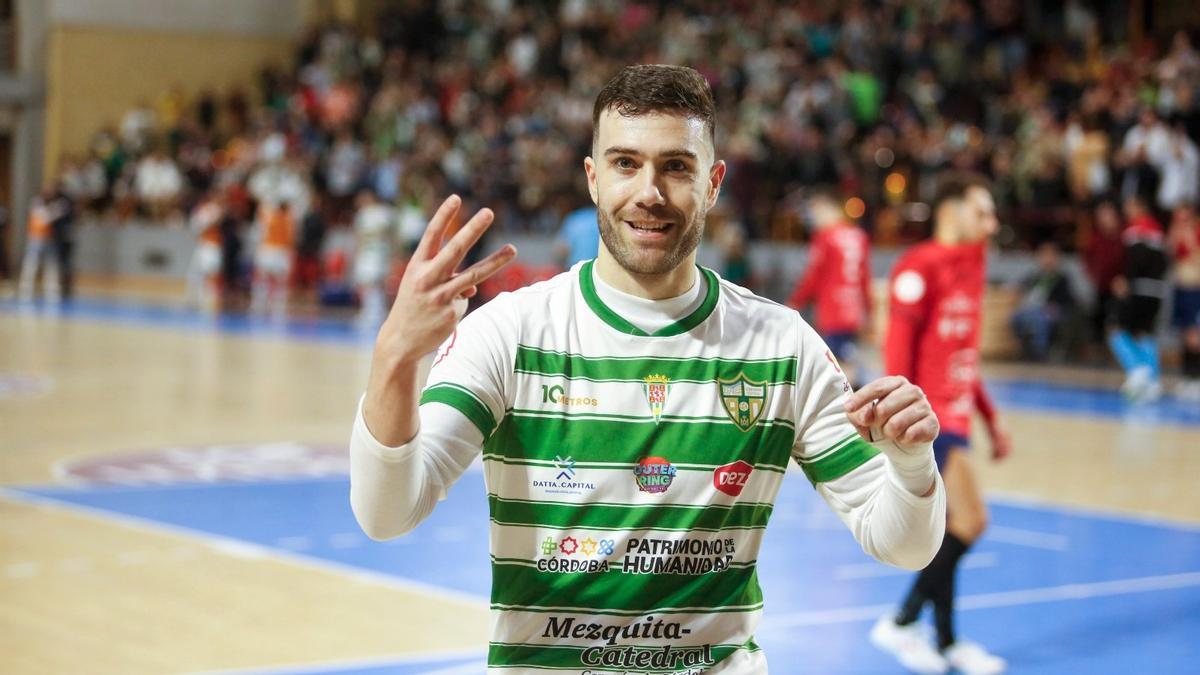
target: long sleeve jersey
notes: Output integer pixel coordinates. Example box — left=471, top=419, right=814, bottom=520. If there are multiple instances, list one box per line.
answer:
left=351, top=262, right=944, bottom=674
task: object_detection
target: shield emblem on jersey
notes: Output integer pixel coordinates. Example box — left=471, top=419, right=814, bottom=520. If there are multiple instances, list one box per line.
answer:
left=718, top=373, right=767, bottom=432
left=642, top=374, right=671, bottom=423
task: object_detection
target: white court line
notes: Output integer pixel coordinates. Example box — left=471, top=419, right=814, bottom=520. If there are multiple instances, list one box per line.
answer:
left=762, top=570, right=1200, bottom=632
left=188, top=648, right=487, bottom=675
left=835, top=552, right=997, bottom=580
left=0, top=488, right=489, bottom=607
left=989, top=491, right=1200, bottom=532
left=985, top=525, right=1070, bottom=551
left=417, top=662, right=489, bottom=675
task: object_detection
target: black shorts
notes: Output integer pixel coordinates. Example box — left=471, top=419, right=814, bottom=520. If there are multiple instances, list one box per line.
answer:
left=1116, top=295, right=1161, bottom=335
left=933, top=431, right=970, bottom=473
left=823, top=332, right=858, bottom=362
left=1173, top=288, right=1200, bottom=329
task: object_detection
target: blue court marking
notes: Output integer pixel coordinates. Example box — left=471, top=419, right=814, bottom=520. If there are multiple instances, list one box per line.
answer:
left=0, top=298, right=376, bottom=347
left=6, top=296, right=1200, bottom=427
left=14, top=471, right=1200, bottom=674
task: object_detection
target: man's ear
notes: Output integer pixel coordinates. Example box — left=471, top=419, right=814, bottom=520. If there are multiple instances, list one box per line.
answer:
left=706, top=159, right=727, bottom=210
left=584, top=156, right=599, bottom=205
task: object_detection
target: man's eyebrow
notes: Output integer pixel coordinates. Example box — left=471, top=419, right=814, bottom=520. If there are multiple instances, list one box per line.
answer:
left=603, top=147, right=698, bottom=160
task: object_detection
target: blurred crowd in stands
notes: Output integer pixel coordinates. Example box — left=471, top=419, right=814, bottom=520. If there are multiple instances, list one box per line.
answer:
left=49, top=1, right=1200, bottom=244
left=7, top=1, right=1199, bottom=383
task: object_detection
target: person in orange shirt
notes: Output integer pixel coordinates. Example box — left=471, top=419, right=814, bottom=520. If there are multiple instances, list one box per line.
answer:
left=251, top=201, right=296, bottom=316
left=18, top=190, right=62, bottom=302
left=186, top=191, right=225, bottom=313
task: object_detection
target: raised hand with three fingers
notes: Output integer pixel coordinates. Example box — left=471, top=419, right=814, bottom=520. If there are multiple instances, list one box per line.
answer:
left=363, top=195, right=517, bottom=446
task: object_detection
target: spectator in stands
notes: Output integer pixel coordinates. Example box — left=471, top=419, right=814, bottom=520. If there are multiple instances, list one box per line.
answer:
left=1116, top=108, right=1168, bottom=206
left=1010, top=242, right=1078, bottom=362
left=1084, top=201, right=1126, bottom=348
left=1169, top=203, right=1200, bottom=401
left=324, top=127, right=368, bottom=221
left=17, top=189, right=60, bottom=303
left=294, top=192, right=328, bottom=295
left=1110, top=195, right=1169, bottom=401
left=1150, top=118, right=1200, bottom=212
left=351, top=188, right=395, bottom=326
left=251, top=201, right=296, bottom=317
left=135, top=147, right=184, bottom=220
left=48, top=185, right=77, bottom=302
left=119, top=100, right=156, bottom=155
left=185, top=191, right=225, bottom=312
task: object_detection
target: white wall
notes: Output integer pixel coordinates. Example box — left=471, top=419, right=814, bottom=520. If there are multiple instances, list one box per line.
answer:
left=48, top=0, right=305, bottom=37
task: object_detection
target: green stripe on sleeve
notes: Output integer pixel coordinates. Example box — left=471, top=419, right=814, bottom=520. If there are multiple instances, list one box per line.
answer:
left=420, top=382, right=497, bottom=438
left=798, top=436, right=881, bottom=484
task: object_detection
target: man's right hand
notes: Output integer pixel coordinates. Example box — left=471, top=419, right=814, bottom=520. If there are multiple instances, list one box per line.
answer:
left=363, top=195, right=516, bottom=446
left=376, top=195, right=517, bottom=363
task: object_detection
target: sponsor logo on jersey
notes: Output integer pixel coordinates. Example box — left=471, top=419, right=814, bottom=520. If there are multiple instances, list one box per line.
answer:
left=531, top=455, right=597, bottom=495
left=633, top=456, right=676, bottom=493
left=893, top=270, right=926, bottom=304
left=713, top=460, right=753, bottom=496
left=579, top=644, right=715, bottom=670
left=555, top=455, right=576, bottom=480
left=536, top=534, right=615, bottom=573
left=617, top=536, right=736, bottom=575
left=542, top=615, right=693, bottom=645
left=642, top=374, right=671, bottom=423
left=541, top=384, right=598, bottom=407
left=718, top=373, right=767, bottom=432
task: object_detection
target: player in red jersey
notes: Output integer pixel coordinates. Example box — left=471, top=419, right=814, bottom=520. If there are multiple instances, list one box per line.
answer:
left=787, top=191, right=873, bottom=386
left=870, top=173, right=1011, bottom=675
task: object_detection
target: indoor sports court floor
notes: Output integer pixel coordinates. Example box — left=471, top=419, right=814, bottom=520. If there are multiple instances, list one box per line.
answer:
left=3, top=287, right=1199, bottom=674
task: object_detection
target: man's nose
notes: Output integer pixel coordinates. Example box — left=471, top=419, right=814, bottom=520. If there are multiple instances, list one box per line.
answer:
left=634, top=167, right=666, bottom=208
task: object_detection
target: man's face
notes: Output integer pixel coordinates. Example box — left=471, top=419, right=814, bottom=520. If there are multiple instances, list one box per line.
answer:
left=956, top=186, right=999, bottom=243
left=584, top=109, right=725, bottom=276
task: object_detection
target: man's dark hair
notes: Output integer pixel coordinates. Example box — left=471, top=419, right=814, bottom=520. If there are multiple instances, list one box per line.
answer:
left=932, top=172, right=991, bottom=212
left=592, top=65, right=716, bottom=146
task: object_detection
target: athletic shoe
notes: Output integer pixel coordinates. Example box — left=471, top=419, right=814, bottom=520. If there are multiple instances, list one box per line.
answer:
left=1120, top=366, right=1153, bottom=399
left=1140, top=378, right=1163, bottom=402
left=869, top=616, right=949, bottom=674
left=942, top=640, right=1007, bottom=674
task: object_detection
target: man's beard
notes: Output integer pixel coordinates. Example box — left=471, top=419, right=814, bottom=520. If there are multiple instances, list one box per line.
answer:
left=597, top=204, right=705, bottom=276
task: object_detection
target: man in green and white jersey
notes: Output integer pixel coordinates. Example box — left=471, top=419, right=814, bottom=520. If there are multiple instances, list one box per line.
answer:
left=350, top=65, right=946, bottom=674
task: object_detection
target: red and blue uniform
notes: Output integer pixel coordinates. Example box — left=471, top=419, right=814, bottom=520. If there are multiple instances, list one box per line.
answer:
left=885, top=241, right=996, bottom=468
left=788, top=224, right=872, bottom=354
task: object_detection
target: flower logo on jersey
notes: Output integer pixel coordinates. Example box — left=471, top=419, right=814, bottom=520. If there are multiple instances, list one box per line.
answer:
left=718, top=373, right=768, bottom=432
left=559, top=536, right=579, bottom=555
left=633, top=456, right=677, bottom=494
left=642, top=374, right=671, bottom=423
left=713, top=460, right=754, bottom=497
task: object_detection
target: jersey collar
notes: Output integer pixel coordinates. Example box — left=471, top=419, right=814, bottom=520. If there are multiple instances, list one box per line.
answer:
left=578, top=259, right=720, bottom=337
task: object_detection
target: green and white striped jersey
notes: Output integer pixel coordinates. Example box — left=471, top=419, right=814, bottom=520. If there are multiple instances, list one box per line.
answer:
left=417, top=260, right=882, bottom=673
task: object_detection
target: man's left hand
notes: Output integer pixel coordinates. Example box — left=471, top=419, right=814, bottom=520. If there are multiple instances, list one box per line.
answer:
left=843, top=375, right=939, bottom=452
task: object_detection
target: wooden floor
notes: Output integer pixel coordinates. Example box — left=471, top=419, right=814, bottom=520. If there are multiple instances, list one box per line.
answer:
left=2, top=279, right=1199, bottom=673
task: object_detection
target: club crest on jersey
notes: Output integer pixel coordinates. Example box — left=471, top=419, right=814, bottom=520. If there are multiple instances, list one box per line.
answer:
left=633, top=456, right=677, bottom=494
left=642, top=374, right=671, bottom=423
left=718, top=373, right=767, bottom=432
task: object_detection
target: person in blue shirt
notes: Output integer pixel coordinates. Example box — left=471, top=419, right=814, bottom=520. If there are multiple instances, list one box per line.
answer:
left=554, top=205, right=599, bottom=269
